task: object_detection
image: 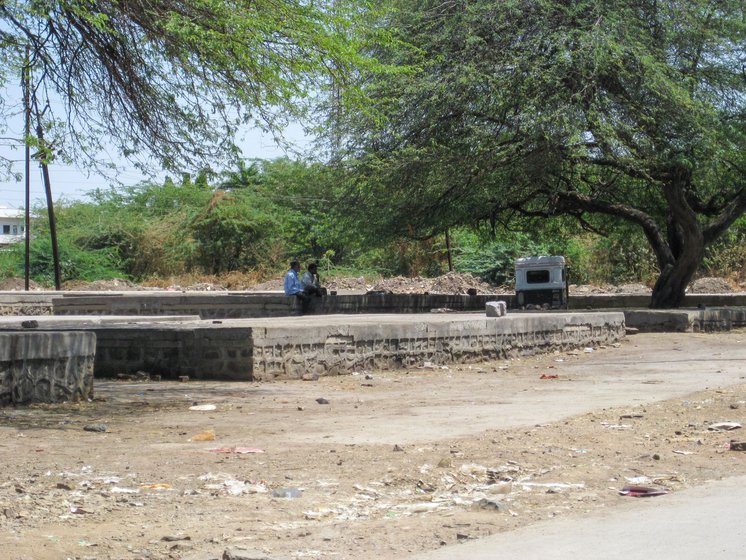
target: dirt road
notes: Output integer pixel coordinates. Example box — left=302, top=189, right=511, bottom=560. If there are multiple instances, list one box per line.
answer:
left=2, top=331, right=745, bottom=560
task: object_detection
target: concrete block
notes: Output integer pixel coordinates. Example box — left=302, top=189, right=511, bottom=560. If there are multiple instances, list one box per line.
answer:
left=486, top=301, right=507, bottom=317
left=0, top=331, right=96, bottom=404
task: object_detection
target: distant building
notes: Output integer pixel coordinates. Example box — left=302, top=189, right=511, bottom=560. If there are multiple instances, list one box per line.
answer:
left=0, top=206, right=26, bottom=246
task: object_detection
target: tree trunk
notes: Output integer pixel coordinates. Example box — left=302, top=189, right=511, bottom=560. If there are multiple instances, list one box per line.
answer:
left=649, top=173, right=705, bottom=309
left=650, top=260, right=696, bottom=308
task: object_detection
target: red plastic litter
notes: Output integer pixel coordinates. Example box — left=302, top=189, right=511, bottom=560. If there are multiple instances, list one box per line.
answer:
left=619, top=485, right=668, bottom=497
left=540, top=374, right=559, bottom=379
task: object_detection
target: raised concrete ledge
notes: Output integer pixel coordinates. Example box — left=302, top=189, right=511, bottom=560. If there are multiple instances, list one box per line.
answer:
left=568, top=294, right=746, bottom=309
left=0, top=317, right=248, bottom=382
left=48, top=291, right=746, bottom=319
left=0, top=311, right=625, bottom=382
left=624, top=307, right=746, bottom=332
left=51, top=292, right=503, bottom=318
left=249, top=312, right=626, bottom=380
left=0, top=331, right=96, bottom=404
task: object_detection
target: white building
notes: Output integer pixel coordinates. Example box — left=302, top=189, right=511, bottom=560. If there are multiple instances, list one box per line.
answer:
left=0, top=206, right=26, bottom=246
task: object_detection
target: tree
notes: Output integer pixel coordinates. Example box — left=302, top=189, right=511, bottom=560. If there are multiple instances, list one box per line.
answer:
left=0, top=0, right=383, bottom=174
left=339, top=0, right=746, bottom=308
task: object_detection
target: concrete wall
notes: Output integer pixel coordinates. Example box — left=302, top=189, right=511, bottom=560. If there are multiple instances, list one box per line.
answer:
left=0, top=331, right=96, bottom=404
left=91, top=323, right=253, bottom=381
left=250, top=312, right=626, bottom=381
left=51, top=292, right=504, bottom=318
left=49, top=291, right=746, bottom=318
left=624, top=307, right=746, bottom=332
left=0, top=312, right=624, bottom=382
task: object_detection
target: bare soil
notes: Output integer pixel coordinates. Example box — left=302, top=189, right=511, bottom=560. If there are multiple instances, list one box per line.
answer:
left=2, top=331, right=746, bottom=560
left=4, top=271, right=743, bottom=295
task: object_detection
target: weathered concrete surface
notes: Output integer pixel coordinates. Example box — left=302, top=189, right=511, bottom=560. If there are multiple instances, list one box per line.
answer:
left=51, top=292, right=503, bottom=318
left=0, top=315, right=244, bottom=382
left=249, top=311, right=625, bottom=380
left=0, top=311, right=625, bottom=381
left=49, top=290, right=746, bottom=318
left=624, top=307, right=746, bottom=332
left=410, top=475, right=746, bottom=560
left=0, top=331, right=96, bottom=404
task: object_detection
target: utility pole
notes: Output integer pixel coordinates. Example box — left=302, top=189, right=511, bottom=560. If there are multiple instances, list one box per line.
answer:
left=23, top=46, right=31, bottom=290
left=31, top=96, right=62, bottom=290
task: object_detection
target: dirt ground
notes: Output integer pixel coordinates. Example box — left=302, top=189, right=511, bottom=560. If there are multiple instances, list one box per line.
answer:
left=3, top=271, right=739, bottom=295
left=2, top=330, right=746, bottom=560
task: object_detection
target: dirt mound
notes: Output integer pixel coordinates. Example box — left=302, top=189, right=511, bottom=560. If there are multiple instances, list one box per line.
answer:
left=62, top=278, right=145, bottom=291
left=610, top=282, right=652, bottom=294
left=247, top=277, right=284, bottom=291
left=367, top=272, right=496, bottom=295
left=167, top=282, right=227, bottom=292
left=325, top=276, right=369, bottom=292
left=0, top=277, right=42, bottom=291
left=569, top=284, right=613, bottom=294
left=246, top=273, right=497, bottom=295
left=688, top=277, right=733, bottom=293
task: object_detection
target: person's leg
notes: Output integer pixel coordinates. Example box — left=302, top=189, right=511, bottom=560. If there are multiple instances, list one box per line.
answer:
left=295, top=292, right=309, bottom=314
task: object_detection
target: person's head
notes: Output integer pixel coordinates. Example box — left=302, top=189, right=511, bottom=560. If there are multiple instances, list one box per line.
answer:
left=308, top=263, right=317, bottom=272
left=290, top=260, right=300, bottom=271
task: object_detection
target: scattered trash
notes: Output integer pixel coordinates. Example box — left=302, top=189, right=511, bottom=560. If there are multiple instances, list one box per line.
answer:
left=189, top=404, right=216, bottom=411
left=69, top=506, right=92, bottom=514
left=189, top=430, right=215, bottom=442
left=583, top=347, right=594, bottom=353
left=600, top=423, right=632, bottom=429
left=83, top=423, right=108, bottom=433
left=473, top=498, right=504, bottom=511
left=618, top=485, right=668, bottom=497
left=140, top=483, right=172, bottom=490
left=316, top=398, right=330, bottom=405
left=415, top=480, right=435, bottom=493
left=707, top=422, right=742, bottom=431
left=673, top=450, right=695, bottom=455
left=540, top=374, right=559, bottom=379
left=207, top=447, right=264, bottom=454
left=619, top=413, right=643, bottom=419
left=393, top=444, right=404, bottom=452
left=271, top=487, right=302, bottom=499
left=520, top=482, right=586, bottom=490
left=111, top=487, right=139, bottom=494
left=624, top=476, right=651, bottom=485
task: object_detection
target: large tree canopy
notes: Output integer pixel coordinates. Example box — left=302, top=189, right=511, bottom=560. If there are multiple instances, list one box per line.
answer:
left=340, top=0, right=746, bottom=307
left=0, top=0, right=382, bottom=173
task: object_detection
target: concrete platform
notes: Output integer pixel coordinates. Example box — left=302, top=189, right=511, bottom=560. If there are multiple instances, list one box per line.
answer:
left=0, top=311, right=625, bottom=381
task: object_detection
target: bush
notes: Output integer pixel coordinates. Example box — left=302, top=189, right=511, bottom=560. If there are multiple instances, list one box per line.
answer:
left=0, top=237, right=123, bottom=287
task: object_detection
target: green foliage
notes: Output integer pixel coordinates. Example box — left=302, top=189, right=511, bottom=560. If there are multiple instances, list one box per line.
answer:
left=1, top=0, right=392, bottom=175
left=190, top=190, right=281, bottom=274
left=336, top=0, right=746, bottom=307
left=0, top=237, right=121, bottom=287
left=701, top=219, right=746, bottom=280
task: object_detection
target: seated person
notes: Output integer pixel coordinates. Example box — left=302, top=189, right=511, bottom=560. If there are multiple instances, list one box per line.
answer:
left=284, top=260, right=310, bottom=311
left=301, top=263, right=325, bottom=296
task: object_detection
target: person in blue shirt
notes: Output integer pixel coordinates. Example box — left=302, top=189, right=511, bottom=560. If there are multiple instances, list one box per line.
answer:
left=284, top=260, right=310, bottom=312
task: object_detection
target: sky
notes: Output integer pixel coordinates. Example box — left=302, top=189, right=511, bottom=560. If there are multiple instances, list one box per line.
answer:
left=0, top=122, right=311, bottom=210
